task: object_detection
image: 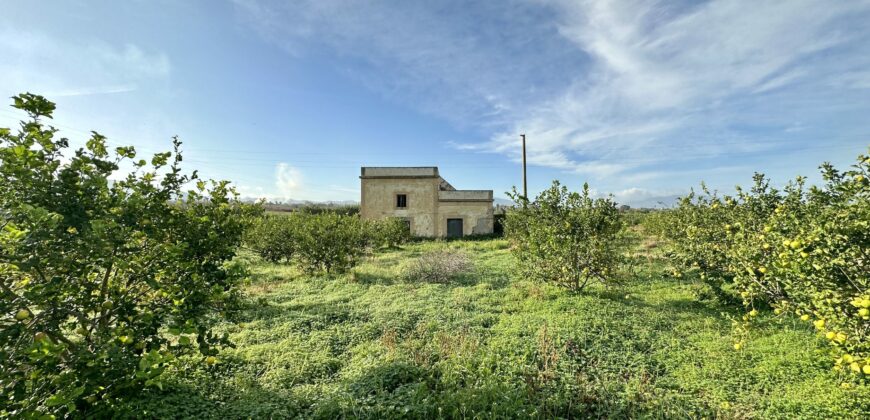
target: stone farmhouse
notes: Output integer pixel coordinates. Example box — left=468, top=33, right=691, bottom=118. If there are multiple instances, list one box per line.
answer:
left=359, top=167, right=494, bottom=238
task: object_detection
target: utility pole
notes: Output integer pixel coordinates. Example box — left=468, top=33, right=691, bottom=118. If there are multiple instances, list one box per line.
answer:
left=521, top=133, right=527, bottom=202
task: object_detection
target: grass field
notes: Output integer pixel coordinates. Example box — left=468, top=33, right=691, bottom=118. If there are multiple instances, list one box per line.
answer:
left=129, top=236, right=868, bottom=419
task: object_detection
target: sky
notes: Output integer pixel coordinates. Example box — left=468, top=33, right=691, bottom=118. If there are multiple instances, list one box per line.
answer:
left=1, top=0, right=869, bottom=207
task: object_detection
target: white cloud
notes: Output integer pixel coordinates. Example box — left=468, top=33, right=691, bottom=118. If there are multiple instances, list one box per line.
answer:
left=275, top=163, right=303, bottom=200
left=234, top=164, right=360, bottom=203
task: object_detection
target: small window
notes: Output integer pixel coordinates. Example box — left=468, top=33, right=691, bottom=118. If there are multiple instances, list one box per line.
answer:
left=396, top=194, right=407, bottom=208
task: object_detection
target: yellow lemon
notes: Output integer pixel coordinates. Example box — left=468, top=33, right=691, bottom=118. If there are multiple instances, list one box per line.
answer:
left=850, top=362, right=861, bottom=372
left=205, top=356, right=218, bottom=365
left=800, top=314, right=810, bottom=321
left=863, top=365, right=870, bottom=375
left=758, top=267, right=767, bottom=274
left=825, top=331, right=835, bottom=340
left=749, top=309, right=759, bottom=317
left=733, top=343, right=742, bottom=350
left=843, top=354, right=854, bottom=363
left=15, top=309, right=31, bottom=321
left=813, top=319, right=825, bottom=329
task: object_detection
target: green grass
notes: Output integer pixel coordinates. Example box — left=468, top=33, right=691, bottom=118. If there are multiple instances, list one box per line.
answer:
left=127, top=239, right=868, bottom=419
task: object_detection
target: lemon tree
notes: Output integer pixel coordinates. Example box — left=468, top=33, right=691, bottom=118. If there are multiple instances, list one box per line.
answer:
left=246, top=214, right=298, bottom=263
left=650, top=184, right=737, bottom=303
left=0, top=94, right=261, bottom=417
left=505, top=181, right=625, bottom=292
left=657, top=149, right=869, bottom=377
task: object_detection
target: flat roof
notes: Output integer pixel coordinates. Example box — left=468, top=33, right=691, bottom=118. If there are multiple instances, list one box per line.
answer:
left=360, top=167, right=439, bottom=178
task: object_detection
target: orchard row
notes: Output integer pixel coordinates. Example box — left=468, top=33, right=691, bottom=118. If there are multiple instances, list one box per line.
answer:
left=647, top=150, right=869, bottom=376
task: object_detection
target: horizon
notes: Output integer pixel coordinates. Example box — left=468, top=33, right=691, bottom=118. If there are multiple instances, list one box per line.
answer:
left=1, top=1, right=869, bottom=207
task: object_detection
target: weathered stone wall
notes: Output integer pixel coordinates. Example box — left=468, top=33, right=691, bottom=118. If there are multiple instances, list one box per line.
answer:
left=360, top=177, right=439, bottom=236
left=436, top=201, right=494, bottom=236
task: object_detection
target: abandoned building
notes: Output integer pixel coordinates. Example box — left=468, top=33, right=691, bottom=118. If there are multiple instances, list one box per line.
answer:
left=360, top=167, right=494, bottom=238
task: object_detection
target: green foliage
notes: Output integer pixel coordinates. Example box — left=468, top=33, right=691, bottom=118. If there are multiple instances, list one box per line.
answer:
left=245, top=215, right=297, bottom=263
left=504, top=181, right=625, bottom=292
left=293, top=203, right=359, bottom=216
left=655, top=150, right=870, bottom=375
left=246, top=214, right=409, bottom=274
left=645, top=185, right=738, bottom=303
left=365, top=217, right=410, bottom=249
left=293, top=212, right=367, bottom=274
left=0, top=94, right=261, bottom=417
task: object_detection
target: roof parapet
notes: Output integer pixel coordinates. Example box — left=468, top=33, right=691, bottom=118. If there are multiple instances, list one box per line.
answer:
left=360, top=167, right=439, bottom=178
left=438, top=190, right=493, bottom=202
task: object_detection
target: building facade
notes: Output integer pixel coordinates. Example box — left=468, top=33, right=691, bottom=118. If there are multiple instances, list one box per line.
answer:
left=360, top=167, right=494, bottom=237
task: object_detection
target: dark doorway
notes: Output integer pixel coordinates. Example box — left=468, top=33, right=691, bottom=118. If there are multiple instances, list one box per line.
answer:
left=446, top=218, right=463, bottom=238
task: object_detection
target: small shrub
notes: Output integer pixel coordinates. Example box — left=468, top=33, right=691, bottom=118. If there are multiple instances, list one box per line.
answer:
left=293, top=212, right=367, bottom=274
left=365, top=217, right=410, bottom=249
left=245, top=215, right=296, bottom=263
left=504, top=181, right=625, bottom=292
left=403, top=249, right=472, bottom=283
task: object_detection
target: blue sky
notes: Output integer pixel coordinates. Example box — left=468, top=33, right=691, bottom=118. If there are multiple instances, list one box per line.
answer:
left=1, top=0, right=869, bottom=206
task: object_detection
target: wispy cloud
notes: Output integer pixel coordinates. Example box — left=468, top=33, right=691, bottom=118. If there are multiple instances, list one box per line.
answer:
left=497, top=0, right=870, bottom=175
left=231, top=0, right=583, bottom=129
left=41, top=84, right=139, bottom=98
left=233, top=0, right=870, bottom=187
left=0, top=30, right=170, bottom=98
